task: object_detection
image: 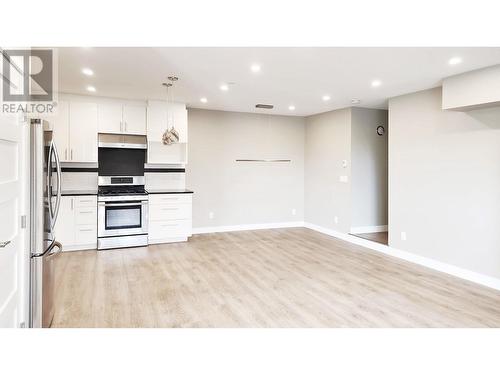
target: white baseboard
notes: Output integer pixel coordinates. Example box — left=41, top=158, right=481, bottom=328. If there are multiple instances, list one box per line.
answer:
left=350, top=225, right=388, bottom=234
left=304, top=222, right=500, bottom=292
left=149, top=237, right=188, bottom=244
left=192, top=221, right=304, bottom=235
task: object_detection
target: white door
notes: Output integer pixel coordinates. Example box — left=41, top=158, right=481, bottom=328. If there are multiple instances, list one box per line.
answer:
left=50, top=100, right=70, bottom=162
left=98, top=103, right=123, bottom=134
left=0, top=112, right=27, bottom=328
left=123, top=105, right=146, bottom=135
left=69, top=102, right=98, bottom=162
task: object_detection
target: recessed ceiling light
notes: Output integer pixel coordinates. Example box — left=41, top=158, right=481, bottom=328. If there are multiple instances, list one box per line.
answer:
left=351, top=99, right=361, bottom=105
left=220, top=84, right=229, bottom=91
left=82, top=68, right=94, bottom=76
left=250, top=64, right=261, bottom=73
left=322, top=95, right=331, bottom=101
left=86, top=86, right=96, bottom=93
left=371, top=80, right=382, bottom=87
left=288, top=105, right=295, bottom=111
left=448, top=56, right=462, bottom=65
left=200, top=97, right=208, bottom=103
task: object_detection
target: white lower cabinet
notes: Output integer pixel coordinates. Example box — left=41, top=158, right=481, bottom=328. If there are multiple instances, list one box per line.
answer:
left=55, top=196, right=97, bottom=251
left=148, top=194, right=192, bottom=244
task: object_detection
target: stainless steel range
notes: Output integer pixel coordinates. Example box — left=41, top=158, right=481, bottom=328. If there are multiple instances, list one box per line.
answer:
left=97, top=134, right=148, bottom=250
left=97, top=176, right=149, bottom=250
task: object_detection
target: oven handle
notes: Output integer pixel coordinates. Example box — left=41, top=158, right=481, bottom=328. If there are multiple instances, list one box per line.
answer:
left=98, top=201, right=148, bottom=207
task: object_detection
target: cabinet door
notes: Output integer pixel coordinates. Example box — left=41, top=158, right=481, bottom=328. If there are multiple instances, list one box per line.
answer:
left=97, top=103, right=123, bottom=134
left=50, top=100, right=71, bottom=161
left=172, top=104, right=188, bottom=143
left=54, top=196, right=75, bottom=248
left=146, top=102, right=188, bottom=164
left=123, top=105, right=146, bottom=135
left=69, top=102, right=98, bottom=162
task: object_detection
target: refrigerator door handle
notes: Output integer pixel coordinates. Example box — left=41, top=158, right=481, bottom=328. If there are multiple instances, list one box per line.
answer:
left=47, top=241, right=62, bottom=257
left=51, top=142, right=62, bottom=229
left=47, top=141, right=55, bottom=225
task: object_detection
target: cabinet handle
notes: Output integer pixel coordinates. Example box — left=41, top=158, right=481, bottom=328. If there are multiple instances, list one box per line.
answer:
left=71, top=149, right=73, bottom=160
left=71, top=198, right=74, bottom=210
left=120, top=121, right=123, bottom=132
left=79, top=200, right=93, bottom=203
left=79, top=228, right=93, bottom=232
left=79, top=211, right=94, bottom=214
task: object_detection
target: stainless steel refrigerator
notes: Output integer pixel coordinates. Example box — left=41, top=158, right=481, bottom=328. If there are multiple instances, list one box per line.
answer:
left=29, top=118, right=63, bottom=328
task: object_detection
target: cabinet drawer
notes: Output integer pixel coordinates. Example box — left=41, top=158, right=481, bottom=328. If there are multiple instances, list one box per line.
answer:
left=149, top=220, right=191, bottom=240
left=74, top=196, right=97, bottom=207
left=75, top=225, right=97, bottom=244
left=150, top=204, right=191, bottom=221
left=149, top=194, right=192, bottom=205
left=75, top=207, right=97, bottom=225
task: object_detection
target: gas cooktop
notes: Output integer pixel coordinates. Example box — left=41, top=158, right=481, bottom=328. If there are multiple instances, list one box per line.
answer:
left=98, top=186, right=148, bottom=196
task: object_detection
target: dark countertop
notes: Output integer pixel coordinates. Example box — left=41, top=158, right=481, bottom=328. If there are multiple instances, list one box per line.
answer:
left=146, top=189, right=194, bottom=194
left=60, top=190, right=98, bottom=196
left=59, top=189, right=193, bottom=196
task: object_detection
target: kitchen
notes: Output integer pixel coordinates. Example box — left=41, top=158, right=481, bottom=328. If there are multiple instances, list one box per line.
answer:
left=50, top=91, right=193, bottom=254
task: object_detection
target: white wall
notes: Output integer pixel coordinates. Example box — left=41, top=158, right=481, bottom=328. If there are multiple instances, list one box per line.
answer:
left=389, top=87, right=500, bottom=279
left=186, top=109, right=305, bottom=229
left=304, top=108, right=351, bottom=233
left=442, top=64, right=500, bottom=110
left=350, top=108, right=388, bottom=230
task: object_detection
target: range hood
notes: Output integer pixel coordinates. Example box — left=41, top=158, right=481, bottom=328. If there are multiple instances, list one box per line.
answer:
left=98, top=133, right=147, bottom=149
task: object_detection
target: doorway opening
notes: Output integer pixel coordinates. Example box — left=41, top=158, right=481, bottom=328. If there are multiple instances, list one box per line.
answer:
left=348, top=108, right=388, bottom=245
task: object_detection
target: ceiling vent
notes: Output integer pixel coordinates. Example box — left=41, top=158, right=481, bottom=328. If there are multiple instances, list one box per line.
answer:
left=255, top=104, right=274, bottom=109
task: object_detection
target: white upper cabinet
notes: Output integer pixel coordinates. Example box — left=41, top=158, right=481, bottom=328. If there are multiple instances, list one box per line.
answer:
left=98, top=103, right=146, bottom=135
left=147, top=101, right=188, bottom=164
left=98, top=103, right=123, bottom=134
left=50, top=95, right=186, bottom=164
left=50, top=100, right=70, bottom=162
left=123, top=105, right=147, bottom=135
left=69, top=102, right=98, bottom=163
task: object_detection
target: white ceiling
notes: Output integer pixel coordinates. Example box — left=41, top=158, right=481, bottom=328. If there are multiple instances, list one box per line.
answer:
left=57, top=47, right=500, bottom=116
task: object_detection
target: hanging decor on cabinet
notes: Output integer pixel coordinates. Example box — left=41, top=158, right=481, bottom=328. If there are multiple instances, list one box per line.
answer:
left=162, top=76, right=180, bottom=145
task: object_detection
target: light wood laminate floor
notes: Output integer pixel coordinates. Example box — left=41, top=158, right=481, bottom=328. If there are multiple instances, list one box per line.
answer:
left=52, top=228, right=500, bottom=328
left=351, top=231, right=388, bottom=245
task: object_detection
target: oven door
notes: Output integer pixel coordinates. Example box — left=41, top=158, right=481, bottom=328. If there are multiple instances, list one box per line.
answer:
left=98, top=200, right=148, bottom=237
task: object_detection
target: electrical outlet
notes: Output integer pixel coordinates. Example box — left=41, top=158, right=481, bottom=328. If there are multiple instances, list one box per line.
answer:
left=401, top=232, right=407, bottom=241
left=292, top=208, right=297, bottom=216
left=334, top=216, right=339, bottom=224
left=209, top=212, right=214, bottom=220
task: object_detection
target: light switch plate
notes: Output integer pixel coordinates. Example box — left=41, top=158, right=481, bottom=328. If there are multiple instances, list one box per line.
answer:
left=401, top=232, right=407, bottom=241
left=339, top=175, right=348, bottom=183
